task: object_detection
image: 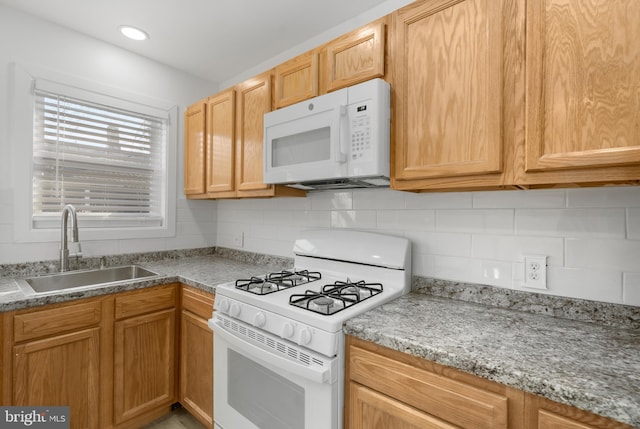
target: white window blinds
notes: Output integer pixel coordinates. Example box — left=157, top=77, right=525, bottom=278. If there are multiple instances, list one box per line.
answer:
left=32, top=83, right=168, bottom=228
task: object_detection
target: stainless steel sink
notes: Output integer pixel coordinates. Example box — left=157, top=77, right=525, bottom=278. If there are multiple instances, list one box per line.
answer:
left=18, top=265, right=160, bottom=294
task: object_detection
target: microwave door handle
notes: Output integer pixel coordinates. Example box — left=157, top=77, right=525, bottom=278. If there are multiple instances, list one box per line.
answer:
left=334, top=105, right=347, bottom=163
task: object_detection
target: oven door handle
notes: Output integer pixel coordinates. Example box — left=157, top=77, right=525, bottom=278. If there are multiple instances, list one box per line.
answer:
left=209, top=318, right=334, bottom=385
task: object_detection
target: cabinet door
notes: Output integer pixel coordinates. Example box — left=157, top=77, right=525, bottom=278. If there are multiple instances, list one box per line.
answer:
left=525, top=0, right=640, bottom=173
left=235, top=72, right=273, bottom=196
left=13, top=328, right=100, bottom=429
left=113, top=308, right=176, bottom=424
left=180, top=310, right=213, bottom=429
left=274, top=52, right=319, bottom=108
left=184, top=101, right=207, bottom=196
left=524, top=393, right=633, bottom=429
left=206, top=89, right=236, bottom=197
left=325, top=20, right=386, bottom=92
left=392, top=0, right=504, bottom=184
left=349, top=382, right=457, bottom=429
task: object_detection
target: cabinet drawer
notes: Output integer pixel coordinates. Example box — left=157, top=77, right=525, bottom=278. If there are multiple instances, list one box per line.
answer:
left=349, top=344, right=508, bottom=429
left=181, top=286, right=214, bottom=320
left=115, top=285, right=177, bottom=319
left=14, top=300, right=101, bottom=343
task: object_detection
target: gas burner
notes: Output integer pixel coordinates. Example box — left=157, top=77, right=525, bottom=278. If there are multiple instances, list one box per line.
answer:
left=289, top=280, right=383, bottom=315
left=235, top=270, right=321, bottom=295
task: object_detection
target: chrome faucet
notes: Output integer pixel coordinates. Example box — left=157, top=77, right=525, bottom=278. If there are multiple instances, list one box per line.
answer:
left=60, top=204, right=82, bottom=272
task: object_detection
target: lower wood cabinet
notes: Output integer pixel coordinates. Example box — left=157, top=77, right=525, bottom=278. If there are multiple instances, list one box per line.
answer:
left=179, top=286, right=215, bottom=429
left=13, top=328, right=101, bottom=429
left=0, top=282, right=216, bottom=429
left=113, top=286, right=177, bottom=425
left=345, top=336, right=632, bottom=429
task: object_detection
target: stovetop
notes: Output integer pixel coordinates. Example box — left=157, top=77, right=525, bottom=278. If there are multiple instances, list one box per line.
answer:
left=212, top=229, right=411, bottom=355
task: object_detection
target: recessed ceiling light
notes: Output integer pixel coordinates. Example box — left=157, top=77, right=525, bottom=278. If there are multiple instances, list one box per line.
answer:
left=119, top=25, right=149, bottom=41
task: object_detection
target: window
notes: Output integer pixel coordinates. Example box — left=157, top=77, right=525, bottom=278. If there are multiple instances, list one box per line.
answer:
left=33, top=89, right=165, bottom=228
left=11, top=63, right=177, bottom=242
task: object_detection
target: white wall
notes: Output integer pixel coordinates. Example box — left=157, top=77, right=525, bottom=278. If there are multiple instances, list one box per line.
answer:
left=0, top=4, right=218, bottom=263
left=217, top=187, right=640, bottom=306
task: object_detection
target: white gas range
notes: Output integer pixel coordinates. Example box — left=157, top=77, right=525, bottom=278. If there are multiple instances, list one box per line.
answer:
left=209, top=229, right=411, bottom=429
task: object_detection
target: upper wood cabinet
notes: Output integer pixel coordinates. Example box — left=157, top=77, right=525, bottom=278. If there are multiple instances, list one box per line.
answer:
left=206, top=89, right=236, bottom=198
left=184, top=73, right=305, bottom=199
left=274, top=52, right=319, bottom=108
left=391, top=0, right=505, bottom=191
left=184, top=101, right=207, bottom=196
left=519, top=0, right=640, bottom=186
left=324, top=20, right=386, bottom=92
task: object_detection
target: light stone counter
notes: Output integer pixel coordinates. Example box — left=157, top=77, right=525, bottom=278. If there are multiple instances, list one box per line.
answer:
left=0, top=248, right=291, bottom=312
left=344, top=292, right=640, bottom=427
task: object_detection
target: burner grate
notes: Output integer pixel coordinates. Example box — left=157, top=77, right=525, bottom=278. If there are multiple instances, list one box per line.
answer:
left=289, top=280, right=383, bottom=315
left=235, top=270, right=321, bottom=295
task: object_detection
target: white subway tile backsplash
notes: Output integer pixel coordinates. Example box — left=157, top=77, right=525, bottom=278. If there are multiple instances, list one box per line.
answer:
left=310, top=191, right=353, bottom=210
left=628, top=208, right=640, bottom=239
left=377, top=209, right=436, bottom=232
left=353, top=188, right=407, bottom=210
left=436, top=209, right=514, bottom=234
left=406, top=231, right=472, bottom=257
left=566, top=238, right=640, bottom=271
left=118, top=238, right=167, bottom=254
left=526, top=266, right=624, bottom=304
left=330, top=210, right=377, bottom=229
left=515, top=208, right=626, bottom=239
left=472, top=235, right=564, bottom=264
left=623, top=273, right=640, bottom=306
left=473, top=189, right=567, bottom=208
left=404, top=191, right=472, bottom=209
left=567, top=186, right=640, bottom=208
left=415, top=254, right=512, bottom=288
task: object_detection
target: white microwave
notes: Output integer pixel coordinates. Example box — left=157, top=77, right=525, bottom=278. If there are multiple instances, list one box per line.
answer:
left=263, top=78, right=390, bottom=190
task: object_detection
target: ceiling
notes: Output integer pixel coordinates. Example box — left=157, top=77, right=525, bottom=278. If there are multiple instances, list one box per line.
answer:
left=0, top=0, right=392, bottom=85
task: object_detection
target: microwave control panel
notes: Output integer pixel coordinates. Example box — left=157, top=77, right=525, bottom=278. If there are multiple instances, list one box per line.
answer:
left=350, top=108, right=372, bottom=160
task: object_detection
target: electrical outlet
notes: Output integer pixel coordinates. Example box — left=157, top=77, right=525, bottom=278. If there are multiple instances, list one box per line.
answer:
left=232, top=232, right=244, bottom=248
left=523, top=255, right=547, bottom=289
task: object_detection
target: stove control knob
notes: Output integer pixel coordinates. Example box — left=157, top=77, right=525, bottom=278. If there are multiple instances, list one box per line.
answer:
left=218, top=299, right=230, bottom=314
left=299, top=328, right=312, bottom=345
left=253, top=311, right=266, bottom=328
left=229, top=302, right=241, bottom=317
left=282, top=322, right=295, bottom=339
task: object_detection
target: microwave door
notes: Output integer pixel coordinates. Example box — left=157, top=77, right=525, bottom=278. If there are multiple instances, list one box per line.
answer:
left=264, top=91, right=348, bottom=184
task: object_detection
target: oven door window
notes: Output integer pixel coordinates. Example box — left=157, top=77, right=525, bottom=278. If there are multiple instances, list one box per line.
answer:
left=228, top=349, right=304, bottom=429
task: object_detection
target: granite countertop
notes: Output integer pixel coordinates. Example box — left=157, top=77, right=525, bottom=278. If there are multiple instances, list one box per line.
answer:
left=344, top=292, right=640, bottom=427
left=0, top=251, right=290, bottom=312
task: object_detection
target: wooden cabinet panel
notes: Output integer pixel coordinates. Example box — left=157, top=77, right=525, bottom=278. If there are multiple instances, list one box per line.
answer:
left=180, top=286, right=214, bottom=428
left=235, top=72, right=272, bottom=195
left=113, top=308, right=176, bottom=424
left=349, top=382, right=457, bottom=429
left=325, top=20, right=386, bottom=92
left=525, top=0, right=640, bottom=173
left=13, top=300, right=101, bottom=342
left=181, top=286, right=214, bottom=320
left=206, top=89, right=236, bottom=197
left=524, top=392, right=633, bottom=429
left=392, top=0, right=504, bottom=185
left=274, top=52, right=319, bottom=108
left=114, top=284, right=176, bottom=319
left=349, top=341, right=508, bottom=429
left=180, top=310, right=214, bottom=429
left=184, top=100, right=207, bottom=196
left=13, top=328, right=100, bottom=429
